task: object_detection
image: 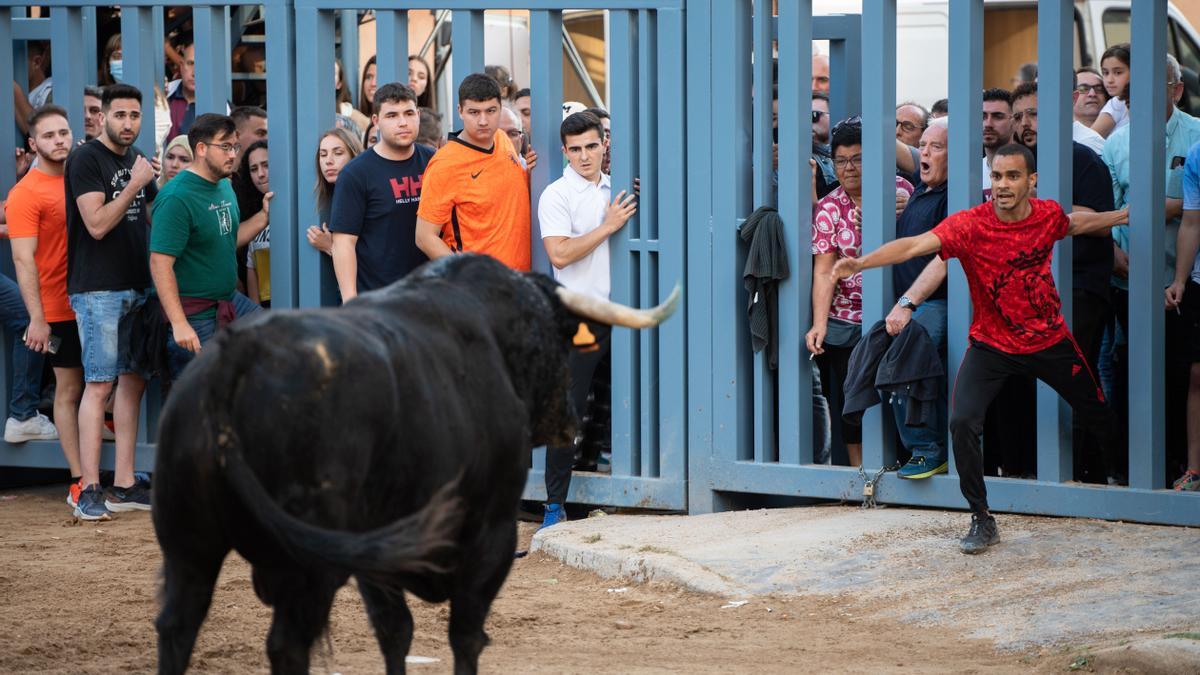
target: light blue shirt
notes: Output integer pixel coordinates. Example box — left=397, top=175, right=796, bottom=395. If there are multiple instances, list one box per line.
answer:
left=1102, top=107, right=1200, bottom=289
left=1181, top=140, right=1200, bottom=284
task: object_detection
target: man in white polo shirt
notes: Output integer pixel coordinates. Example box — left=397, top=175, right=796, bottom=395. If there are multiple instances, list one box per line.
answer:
left=537, top=111, right=636, bottom=528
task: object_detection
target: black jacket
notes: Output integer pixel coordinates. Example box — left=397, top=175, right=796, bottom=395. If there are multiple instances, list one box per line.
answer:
left=740, top=206, right=789, bottom=369
left=843, top=319, right=943, bottom=427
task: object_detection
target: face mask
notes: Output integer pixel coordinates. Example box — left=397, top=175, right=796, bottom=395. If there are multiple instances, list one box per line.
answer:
left=109, top=59, right=123, bottom=82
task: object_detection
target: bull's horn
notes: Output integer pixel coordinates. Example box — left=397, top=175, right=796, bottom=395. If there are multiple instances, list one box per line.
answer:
left=555, top=283, right=682, bottom=329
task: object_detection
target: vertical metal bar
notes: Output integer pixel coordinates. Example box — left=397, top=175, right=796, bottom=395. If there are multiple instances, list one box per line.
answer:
left=827, top=16, right=862, bottom=123
left=638, top=9, right=658, bottom=475
left=375, top=10, right=409, bottom=88
left=529, top=10, right=562, bottom=276
left=50, top=7, right=84, bottom=141
left=860, top=0, right=897, bottom=469
left=152, top=7, right=165, bottom=89
left=946, top=0, right=984, bottom=476
left=610, top=10, right=639, bottom=477
left=193, top=6, right=230, bottom=116
left=121, top=7, right=158, bottom=157
left=339, top=10, right=359, bottom=106
left=657, top=7, right=687, bottom=486
left=450, top=10, right=484, bottom=130
left=710, top=0, right=754, bottom=462
left=0, top=8, right=13, bottom=193
left=778, top=0, right=814, bottom=465
left=295, top=7, right=336, bottom=309
left=266, top=0, right=298, bottom=310
left=750, top=0, right=775, bottom=464
left=1036, top=0, right=1075, bottom=482
left=1128, top=0, right=1167, bottom=490
left=82, top=7, right=97, bottom=85
left=686, top=0, right=716, bottom=511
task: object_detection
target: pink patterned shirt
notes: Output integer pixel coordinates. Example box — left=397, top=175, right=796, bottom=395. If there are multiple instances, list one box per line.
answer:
left=811, top=177, right=914, bottom=323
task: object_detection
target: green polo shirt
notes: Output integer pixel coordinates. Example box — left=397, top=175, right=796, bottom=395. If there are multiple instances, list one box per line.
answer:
left=150, top=170, right=240, bottom=319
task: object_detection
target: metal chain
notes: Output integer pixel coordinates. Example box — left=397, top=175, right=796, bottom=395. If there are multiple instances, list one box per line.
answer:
left=857, top=462, right=901, bottom=509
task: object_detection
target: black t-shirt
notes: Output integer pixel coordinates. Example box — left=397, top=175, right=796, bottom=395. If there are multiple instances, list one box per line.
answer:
left=894, top=180, right=950, bottom=301
left=64, top=139, right=156, bottom=295
left=328, top=145, right=435, bottom=292
left=1028, top=142, right=1115, bottom=297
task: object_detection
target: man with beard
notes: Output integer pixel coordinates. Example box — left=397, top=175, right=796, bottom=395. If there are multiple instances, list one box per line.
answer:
left=150, top=113, right=267, bottom=378
left=832, top=144, right=1127, bottom=554
left=64, top=83, right=158, bottom=520
left=7, top=105, right=84, bottom=511
left=981, top=88, right=1015, bottom=199
left=83, top=86, right=103, bottom=141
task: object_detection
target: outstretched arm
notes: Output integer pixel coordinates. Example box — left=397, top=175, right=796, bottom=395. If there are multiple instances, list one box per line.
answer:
left=1066, top=207, right=1128, bottom=237
left=830, top=231, right=942, bottom=283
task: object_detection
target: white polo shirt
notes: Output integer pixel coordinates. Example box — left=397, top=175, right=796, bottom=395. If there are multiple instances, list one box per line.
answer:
left=538, top=165, right=612, bottom=300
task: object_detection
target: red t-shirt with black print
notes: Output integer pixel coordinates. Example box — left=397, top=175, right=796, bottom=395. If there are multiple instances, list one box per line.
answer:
left=933, top=198, right=1070, bottom=354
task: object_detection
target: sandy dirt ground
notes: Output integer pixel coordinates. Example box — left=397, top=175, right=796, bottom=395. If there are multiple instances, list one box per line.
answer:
left=0, top=485, right=1151, bottom=674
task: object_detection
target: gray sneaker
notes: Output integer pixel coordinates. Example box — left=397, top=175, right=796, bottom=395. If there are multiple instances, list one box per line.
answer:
left=4, top=413, right=58, bottom=443
left=105, top=483, right=151, bottom=512
left=959, top=513, right=999, bottom=554
left=74, top=484, right=112, bottom=521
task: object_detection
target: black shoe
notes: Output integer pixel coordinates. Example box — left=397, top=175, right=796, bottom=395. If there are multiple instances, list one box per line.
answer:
left=105, top=482, right=151, bottom=512
left=959, top=513, right=999, bottom=554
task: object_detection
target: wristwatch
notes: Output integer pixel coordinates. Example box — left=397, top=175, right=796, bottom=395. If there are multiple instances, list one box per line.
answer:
left=898, top=296, right=918, bottom=311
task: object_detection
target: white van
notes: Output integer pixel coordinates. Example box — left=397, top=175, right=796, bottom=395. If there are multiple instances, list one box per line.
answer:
left=814, top=0, right=1200, bottom=115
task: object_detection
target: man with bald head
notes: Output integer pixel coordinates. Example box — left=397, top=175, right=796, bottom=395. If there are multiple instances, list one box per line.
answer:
left=882, top=118, right=952, bottom=481
left=812, top=53, right=830, bottom=94
left=895, top=102, right=929, bottom=148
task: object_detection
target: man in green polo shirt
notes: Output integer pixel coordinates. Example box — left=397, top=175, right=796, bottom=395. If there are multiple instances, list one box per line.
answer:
left=150, top=113, right=270, bottom=377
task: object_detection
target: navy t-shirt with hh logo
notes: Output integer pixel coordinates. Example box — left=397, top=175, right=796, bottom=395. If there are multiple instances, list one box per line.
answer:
left=329, top=144, right=436, bottom=292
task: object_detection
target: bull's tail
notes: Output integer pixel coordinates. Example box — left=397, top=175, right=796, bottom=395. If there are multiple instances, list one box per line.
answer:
left=206, top=330, right=465, bottom=581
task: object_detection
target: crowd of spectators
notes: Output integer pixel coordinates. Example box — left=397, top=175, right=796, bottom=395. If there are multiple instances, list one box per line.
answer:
left=3, top=32, right=1197, bottom=529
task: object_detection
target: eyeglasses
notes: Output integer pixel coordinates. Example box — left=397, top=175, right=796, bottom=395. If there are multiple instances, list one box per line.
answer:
left=895, top=119, right=925, bottom=133
left=832, top=154, right=863, bottom=170
left=1075, top=83, right=1105, bottom=95
left=811, top=110, right=828, bottom=123
left=205, top=142, right=242, bottom=154
left=505, top=129, right=524, bottom=140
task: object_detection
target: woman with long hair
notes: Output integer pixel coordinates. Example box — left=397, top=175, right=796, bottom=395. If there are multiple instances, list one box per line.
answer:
left=335, top=59, right=370, bottom=134
left=156, top=135, right=192, bottom=188
left=408, top=54, right=435, bottom=110
left=1092, top=43, right=1130, bottom=139
left=237, top=140, right=272, bottom=306
left=358, top=55, right=377, bottom=116
left=307, top=127, right=363, bottom=306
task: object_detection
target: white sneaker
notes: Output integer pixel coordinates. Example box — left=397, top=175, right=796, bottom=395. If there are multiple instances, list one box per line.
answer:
left=4, top=413, right=59, bottom=443
left=101, top=425, right=116, bottom=441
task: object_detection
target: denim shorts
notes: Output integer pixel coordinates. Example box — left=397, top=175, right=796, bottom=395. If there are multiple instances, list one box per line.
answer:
left=69, top=289, right=146, bottom=382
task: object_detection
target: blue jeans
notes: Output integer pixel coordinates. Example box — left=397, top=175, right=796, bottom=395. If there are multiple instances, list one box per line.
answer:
left=890, top=299, right=948, bottom=462
left=69, top=289, right=147, bottom=383
left=0, top=274, right=44, bottom=420
left=165, top=292, right=261, bottom=379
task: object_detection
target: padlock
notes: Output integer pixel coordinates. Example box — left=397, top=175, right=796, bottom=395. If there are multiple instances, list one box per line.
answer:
left=863, top=482, right=874, bottom=497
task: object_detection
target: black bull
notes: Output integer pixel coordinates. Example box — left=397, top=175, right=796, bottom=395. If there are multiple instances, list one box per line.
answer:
left=151, top=254, right=679, bottom=674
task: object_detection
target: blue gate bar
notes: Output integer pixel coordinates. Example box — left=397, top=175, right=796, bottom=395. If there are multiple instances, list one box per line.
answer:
left=1036, top=0, right=1074, bottom=482
left=49, top=7, right=85, bottom=141
left=685, top=0, right=716, bottom=510
left=266, top=0, right=299, bottom=309
left=13, top=17, right=49, bottom=40
left=529, top=9, right=562, bottom=275
left=121, top=6, right=159, bottom=157
left=375, top=9, right=409, bottom=88
left=860, top=0, right=897, bottom=470
left=339, top=9, right=358, bottom=105
left=0, top=9, right=13, bottom=195
left=824, top=14, right=861, bottom=125
left=1127, top=0, right=1168, bottom=490
left=637, top=9, right=658, bottom=475
left=294, top=6, right=335, bottom=309
left=151, top=6, right=163, bottom=90
left=946, top=0, right=983, bottom=477
left=711, top=0, right=753, bottom=464
left=450, top=9, right=483, bottom=130
left=777, top=0, right=814, bottom=465
left=609, top=8, right=639, bottom=477
left=656, top=6, right=686, bottom=483
left=751, top=0, right=775, bottom=464
left=194, top=6, right=231, bottom=116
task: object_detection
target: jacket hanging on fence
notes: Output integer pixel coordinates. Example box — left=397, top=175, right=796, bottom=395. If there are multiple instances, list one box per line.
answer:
left=842, top=319, right=943, bottom=427
left=740, top=206, right=789, bottom=369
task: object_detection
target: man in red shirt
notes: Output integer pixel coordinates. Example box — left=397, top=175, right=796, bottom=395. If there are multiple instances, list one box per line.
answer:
left=833, top=143, right=1127, bottom=554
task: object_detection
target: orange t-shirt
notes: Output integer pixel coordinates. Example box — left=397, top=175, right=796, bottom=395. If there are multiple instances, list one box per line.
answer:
left=417, top=129, right=532, bottom=271
left=5, top=169, right=74, bottom=322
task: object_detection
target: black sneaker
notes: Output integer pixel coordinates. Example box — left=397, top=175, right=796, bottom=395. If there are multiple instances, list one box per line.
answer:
left=959, top=513, right=999, bottom=554
left=105, top=482, right=151, bottom=512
